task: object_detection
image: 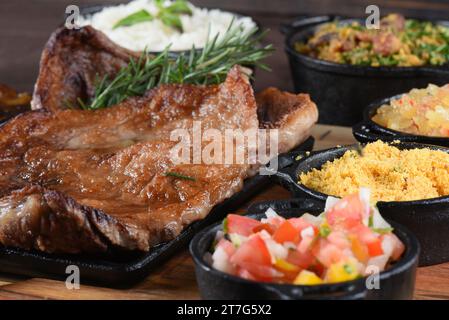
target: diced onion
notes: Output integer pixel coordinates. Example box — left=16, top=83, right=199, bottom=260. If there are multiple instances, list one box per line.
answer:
left=301, top=213, right=322, bottom=226
left=371, top=207, right=392, bottom=230
left=325, top=196, right=340, bottom=212
left=212, top=246, right=234, bottom=273
left=301, top=226, right=315, bottom=238
left=264, top=207, right=279, bottom=219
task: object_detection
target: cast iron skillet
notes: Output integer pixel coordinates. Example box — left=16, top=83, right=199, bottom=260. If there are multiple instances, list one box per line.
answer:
left=190, top=198, right=419, bottom=300
left=353, top=94, right=449, bottom=147
left=282, top=15, right=449, bottom=126
left=273, top=142, right=449, bottom=266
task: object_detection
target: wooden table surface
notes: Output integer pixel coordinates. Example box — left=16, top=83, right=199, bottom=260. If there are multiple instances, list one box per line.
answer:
left=0, top=124, right=448, bottom=300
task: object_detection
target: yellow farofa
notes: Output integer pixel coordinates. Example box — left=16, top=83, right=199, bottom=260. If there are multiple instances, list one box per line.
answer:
left=299, top=141, right=449, bottom=202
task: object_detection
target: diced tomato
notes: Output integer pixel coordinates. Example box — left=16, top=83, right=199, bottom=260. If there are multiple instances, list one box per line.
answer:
left=216, top=239, right=235, bottom=257
left=352, top=225, right=383, bottom=257
left=367, top=238, right=383, bottom=257
left=237, top=262, right=282, bottom=281
left=273, top=220, right=299, bottom=244
left=288, top=217, right=313, bottom=232
left=226, top=214, right=261, bottom=236
left=230, top=234, right=271, bottom=267
left=326, top=194, right=364, bottom=229
left=309, top=261, right=325, bottom=278
left=355, top=225, right=378, bottom=243
left=313, top=238, right=345, bottom=268
left=327, top=231, right=351, bottom=250
left=214, top=190, right=405, bottom=285
left=252, top=223, right=276, bottom=235
left=265, top=216, right=285, bottom=228
left=230, top=235, right=278, bottom=280
left=286, top=249, right=315, bottom=269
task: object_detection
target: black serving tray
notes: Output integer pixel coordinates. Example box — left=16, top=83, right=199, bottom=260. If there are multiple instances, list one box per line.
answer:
left=190, top=198, right=419, bottom=300
left=272, top=142, right=449, bottom=266
left=353, top=94, right=449, bottom=147
left=0, top=137, right=314, bottom=288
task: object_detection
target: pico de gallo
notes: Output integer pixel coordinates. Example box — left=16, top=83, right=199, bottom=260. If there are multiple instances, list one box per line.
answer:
left=210, top=189, right=405, bottom=285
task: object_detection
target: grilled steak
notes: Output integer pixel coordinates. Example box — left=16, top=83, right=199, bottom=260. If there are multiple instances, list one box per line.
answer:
left=0, top=66, right=318, bottom=253
left=32, top=26, right=137, bottom=112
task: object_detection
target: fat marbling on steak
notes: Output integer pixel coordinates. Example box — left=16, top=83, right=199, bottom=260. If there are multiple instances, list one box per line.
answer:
left=0, top=65, right=318, bottom=254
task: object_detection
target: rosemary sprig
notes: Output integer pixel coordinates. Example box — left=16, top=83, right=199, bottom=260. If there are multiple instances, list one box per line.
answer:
left=165, top=171, right=196, bottom=181
left=80, top=21, right=273, bottom=110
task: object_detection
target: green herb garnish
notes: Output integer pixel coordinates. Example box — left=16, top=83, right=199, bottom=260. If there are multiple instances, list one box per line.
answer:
left=113, top=9, right=154, bottom=29
left=368, top=214, right=374, bottom=228
left=81, top=20, right=273, bottom=110
left=159, top=11, right=183, bottom=32
left=343, top=264, right=354, bottom=274
left=165, top=171, right=196, bottom=181
left=222, top=217, right=229, bottom=233
left=319, top=225, right=331, bottom=238
left=372, top=227, right=394, bottom=234
left=162, top=0, right=192, bottom=15
left=113, top=0, right=192, bottom=32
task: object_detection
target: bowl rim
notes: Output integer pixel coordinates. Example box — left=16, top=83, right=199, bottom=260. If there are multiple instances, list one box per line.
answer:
left=294, top=142, right=449, bottom=207
left=283, top=16, right=449, bottom=75
left=189, top=209, right=419, bottom=296
left=361, top=94, right=449, bottom=141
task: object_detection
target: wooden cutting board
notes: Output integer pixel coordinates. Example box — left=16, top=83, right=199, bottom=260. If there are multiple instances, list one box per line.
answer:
left=0, top=124, right=448, bottom=300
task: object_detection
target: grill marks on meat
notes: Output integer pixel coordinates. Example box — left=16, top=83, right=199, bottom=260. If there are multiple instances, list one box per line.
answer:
left=0, top=67, right=317, bottom=254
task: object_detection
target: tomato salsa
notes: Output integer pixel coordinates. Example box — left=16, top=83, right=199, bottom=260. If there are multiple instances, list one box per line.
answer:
left=210, top=189, right=404, bottom=285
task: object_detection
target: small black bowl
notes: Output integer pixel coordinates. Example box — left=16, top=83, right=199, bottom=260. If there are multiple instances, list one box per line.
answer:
left=282, top=15, right=449, bottom=126
left=353, top=94, right=449, bottom=147
left=273, top=142, right=449, bottom=266
left=190, top=198, right=419, bottom=300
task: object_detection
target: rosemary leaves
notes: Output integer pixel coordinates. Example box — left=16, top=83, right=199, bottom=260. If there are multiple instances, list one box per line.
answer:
left=80, top=21, right=273, bottom=110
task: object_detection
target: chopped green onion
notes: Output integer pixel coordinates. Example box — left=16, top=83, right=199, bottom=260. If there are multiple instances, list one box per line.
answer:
left=222, top=217, right=229, bottom=233
left=319, top=225, right=331, bottom=238
left=372, top=227, right=394, bottom=234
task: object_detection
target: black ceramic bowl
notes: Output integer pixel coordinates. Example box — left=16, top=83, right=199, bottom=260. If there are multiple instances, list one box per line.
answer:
left=282, top=15, right=449, bottom=126
left=353, top=94, right=449, bottom=147
left=274, top=142, right=449, bottom=266
left=190, top=198, right=419, bottom=300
